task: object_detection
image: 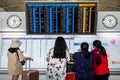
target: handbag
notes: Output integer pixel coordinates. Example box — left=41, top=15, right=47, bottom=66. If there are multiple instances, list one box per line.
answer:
left=20, top=60, right=26, bottom=66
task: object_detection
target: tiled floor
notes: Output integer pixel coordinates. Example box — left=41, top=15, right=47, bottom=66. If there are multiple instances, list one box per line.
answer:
left=0, top=74, right=120, bottom=80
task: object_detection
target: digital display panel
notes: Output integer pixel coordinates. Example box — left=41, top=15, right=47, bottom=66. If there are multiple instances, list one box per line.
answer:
left=25, top=2, right=98, bottom=34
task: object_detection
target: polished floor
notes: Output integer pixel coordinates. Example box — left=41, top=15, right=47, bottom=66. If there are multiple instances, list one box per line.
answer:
left=0, top=74, right=120, bottom=80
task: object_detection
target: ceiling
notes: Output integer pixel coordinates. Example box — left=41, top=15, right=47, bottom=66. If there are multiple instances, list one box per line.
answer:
left=0, top=0, right=120, bottom=11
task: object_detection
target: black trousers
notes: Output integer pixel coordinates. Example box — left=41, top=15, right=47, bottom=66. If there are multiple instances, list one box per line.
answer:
left=94, top=73, right=110, bottom=80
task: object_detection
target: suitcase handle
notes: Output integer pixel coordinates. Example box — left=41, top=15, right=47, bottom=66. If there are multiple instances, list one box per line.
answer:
left=24, top=60, right=31, bottom=70
left=29, top=60, right=30, bottom=70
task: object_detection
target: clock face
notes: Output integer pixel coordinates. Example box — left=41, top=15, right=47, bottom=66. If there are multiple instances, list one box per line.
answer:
left=102, top=14, right=118, bottom=29
left=7, top=15, right=22, bottom=28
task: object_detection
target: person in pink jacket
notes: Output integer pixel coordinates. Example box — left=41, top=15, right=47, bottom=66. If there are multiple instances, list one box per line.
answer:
left=7, top=38, right=33, bottom=80
left=90, top=40, right=110, bottom=80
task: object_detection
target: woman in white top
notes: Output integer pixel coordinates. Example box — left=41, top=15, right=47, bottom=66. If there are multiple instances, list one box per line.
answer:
left=46, top=36, right=70, bottom=80
left=7, top=38, right=33, bottom=80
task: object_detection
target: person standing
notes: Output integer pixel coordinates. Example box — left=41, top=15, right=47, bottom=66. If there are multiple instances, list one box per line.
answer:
left=7, top=38, right=33, bottom=80
left=73, top=42, right=94, bottom=80
left=90, top=40, right=110, bottom=80
left=46, top=36, right=70, bottom=80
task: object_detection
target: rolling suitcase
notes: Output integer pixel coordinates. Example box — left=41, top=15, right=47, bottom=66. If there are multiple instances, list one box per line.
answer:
left=22, top=61, right=39, bottom=80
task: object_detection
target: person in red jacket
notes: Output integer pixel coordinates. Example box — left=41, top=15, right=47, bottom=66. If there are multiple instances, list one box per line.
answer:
left=90, top=40, right=110, bottom=80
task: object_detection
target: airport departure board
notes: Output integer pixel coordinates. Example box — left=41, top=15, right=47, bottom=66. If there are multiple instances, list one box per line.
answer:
left=25, top=2, right=98, bottom=34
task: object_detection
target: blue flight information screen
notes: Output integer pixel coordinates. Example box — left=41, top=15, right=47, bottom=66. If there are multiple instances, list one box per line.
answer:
left=25, top=2, right=98, bottom=34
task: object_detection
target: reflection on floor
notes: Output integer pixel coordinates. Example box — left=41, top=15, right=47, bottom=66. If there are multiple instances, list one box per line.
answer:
left=0, top=74, right=120, bottom=80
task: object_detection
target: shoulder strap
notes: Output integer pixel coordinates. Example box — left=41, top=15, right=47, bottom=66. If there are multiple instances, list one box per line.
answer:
left=16, top=48, right=20, bottom=60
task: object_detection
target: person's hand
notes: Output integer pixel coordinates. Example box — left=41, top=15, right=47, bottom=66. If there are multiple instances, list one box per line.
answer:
left=70, top=57, right=74, bottom=62
left=112, top=61, right=120, bottom=64
left=46, top=57, right=49, bottom=62
left=30, top=58, right=33, bottom=61
left=25, top=57, right=33, bottom=61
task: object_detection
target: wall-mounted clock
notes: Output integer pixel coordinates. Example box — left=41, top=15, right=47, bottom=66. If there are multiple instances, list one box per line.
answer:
left=102, top=14, right=118, bottom=29
left=7, top=15, right=22, bottom=28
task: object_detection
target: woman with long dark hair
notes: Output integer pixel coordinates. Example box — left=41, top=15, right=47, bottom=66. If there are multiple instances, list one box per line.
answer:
left=73, top=42, right=94, bottom=80
left=46, top=36, right=70, bottom=80
left=91, top=40, right=110, bottom=80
